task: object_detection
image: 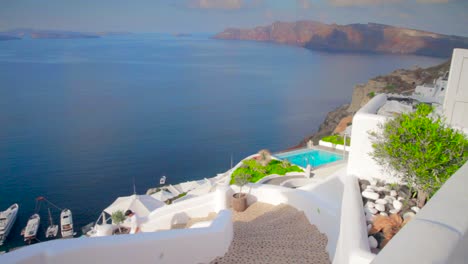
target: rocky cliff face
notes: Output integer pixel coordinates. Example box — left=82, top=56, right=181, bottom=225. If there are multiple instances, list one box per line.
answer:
left=214, top=21, right=468, bottom=58
left=297, top=60, right=450, bottom=146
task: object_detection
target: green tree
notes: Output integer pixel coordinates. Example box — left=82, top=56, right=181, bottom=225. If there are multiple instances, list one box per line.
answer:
left=370, top=104, right=468, bottom=207
left=234, top=173, right=252, bottom=195
left=111, top=210, right=126, bottom=233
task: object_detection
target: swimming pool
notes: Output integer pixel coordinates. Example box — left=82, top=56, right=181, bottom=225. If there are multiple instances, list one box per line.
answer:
left=275, top=148, right=343, bottom=168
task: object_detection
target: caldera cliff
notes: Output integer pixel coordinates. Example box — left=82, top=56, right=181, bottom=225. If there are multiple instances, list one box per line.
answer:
left=214, top=21, right=468, bottom=58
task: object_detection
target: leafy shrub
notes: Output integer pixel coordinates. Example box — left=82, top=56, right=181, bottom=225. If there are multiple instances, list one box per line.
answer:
left=230, top=159, right=303, bottom=184
left=166, top=192, right=187, bottom=205
left=368, top=91, right=376, bottom=98
left=243, top=159, right=266, bottom=174
left=385, top=84, right=396, bottom=92
left=370, top=104, right=468, bottom=206
left=321, top=135, right=351, bottom=146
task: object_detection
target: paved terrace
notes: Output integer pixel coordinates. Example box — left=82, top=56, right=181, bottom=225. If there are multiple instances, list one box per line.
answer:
left=211, top=202, right=330, bottom=264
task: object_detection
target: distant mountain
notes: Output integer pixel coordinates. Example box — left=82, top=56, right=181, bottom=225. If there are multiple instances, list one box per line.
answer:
left=214, top=21, right=468, bottom=58
left=0, top=29, right=132, bottom=40
left=173, top=33, right=192, bottom=37
left=0, top=35, right=20, bottom=41
left=1, top=29, right=99, bottom=39
left=95, top=31, right=133, bottom=37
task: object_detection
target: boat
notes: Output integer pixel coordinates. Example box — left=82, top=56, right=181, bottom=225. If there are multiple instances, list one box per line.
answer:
left=0, top=203, right=19, bottom=246
left=45, top=208, right=58, bottom=238
left=23, top=214, right=40, bottom=244
left=60, top=209, right=74, bottom=238
left=160, top=175, right=166, bottom=185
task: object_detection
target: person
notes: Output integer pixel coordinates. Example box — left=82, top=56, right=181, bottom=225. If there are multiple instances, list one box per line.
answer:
left=125, top=210, right=140, bottom=234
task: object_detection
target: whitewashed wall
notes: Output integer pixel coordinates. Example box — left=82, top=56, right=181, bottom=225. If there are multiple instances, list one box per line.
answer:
left=0, top=210, right=233, bottom=264
left=333, top=174, right=375, bottom=264
left=143, top=187, right=228, bottom=231
left=346, top=94, right=399, bottom=183
left=443, top=48, right=468, bottom=129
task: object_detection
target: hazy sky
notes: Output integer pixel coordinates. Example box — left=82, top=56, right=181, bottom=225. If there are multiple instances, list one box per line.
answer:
left=1, top=0, right=467, bottom=36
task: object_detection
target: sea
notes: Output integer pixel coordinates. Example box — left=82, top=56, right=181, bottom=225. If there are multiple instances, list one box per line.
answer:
left=0, top=33, right=444, bottom=250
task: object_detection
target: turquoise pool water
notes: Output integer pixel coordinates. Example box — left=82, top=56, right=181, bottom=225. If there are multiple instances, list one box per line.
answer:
left=275, top=149, right=343, bottom=168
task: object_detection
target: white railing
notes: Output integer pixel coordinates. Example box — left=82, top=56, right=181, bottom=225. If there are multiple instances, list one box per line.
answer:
left=319, top=140, right=351, bottom=152
left=0, top=210, right=233, bottom=264
left=333, top=174, right=375, bottom=264
left=144, top=187, right=228, bottom=231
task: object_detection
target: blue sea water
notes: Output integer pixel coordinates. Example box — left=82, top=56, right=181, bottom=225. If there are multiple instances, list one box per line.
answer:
left=0, top=33, right=444, bottom=249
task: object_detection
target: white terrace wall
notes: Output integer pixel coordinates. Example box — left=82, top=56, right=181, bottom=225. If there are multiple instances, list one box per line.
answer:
left=333, top=173, right=375, bottom=264
left=346, top=94, right=398, bottom=183
left=443, top=48, right=468, bottom=130
left=0, top=210, right=233, bottom=264
left=143, top=187, right=228, bottom=231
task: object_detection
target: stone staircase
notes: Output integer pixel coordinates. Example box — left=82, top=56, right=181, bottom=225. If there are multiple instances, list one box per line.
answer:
left=210, top=203, right=330, bottom=264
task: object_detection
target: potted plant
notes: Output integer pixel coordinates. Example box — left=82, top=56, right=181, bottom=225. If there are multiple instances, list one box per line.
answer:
left=111, top=210, right=126, bottom=234
left=231, top=172, right=251, bottom=212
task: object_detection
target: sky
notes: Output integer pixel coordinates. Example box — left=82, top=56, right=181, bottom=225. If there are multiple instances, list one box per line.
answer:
left=1, top=0, right=467, bottom=36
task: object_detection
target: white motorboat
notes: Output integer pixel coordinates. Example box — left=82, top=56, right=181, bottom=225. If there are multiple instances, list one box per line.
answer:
left=0, top=203, right=19, bottom=246
left=24, top=213, right=40, bottom=243
left=160, top=175, right=166, bottom=185
left=60, top=209, right=74, bottom=238
left=45, top=208, right=58, bottom=238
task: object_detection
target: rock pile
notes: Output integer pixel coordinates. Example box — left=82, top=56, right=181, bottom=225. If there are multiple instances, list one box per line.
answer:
left=359, top=179, right=421, bottom=253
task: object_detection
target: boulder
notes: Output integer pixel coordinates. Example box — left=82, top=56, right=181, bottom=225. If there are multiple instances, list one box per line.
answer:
left=375, top=204, right=386, bottom=212
left=362, top=191, right=379, bottom=200
left=403, top=212, right=416, bottom=220
left=393, top=200, right=403, bottom=211
left=365, top=207, right=378, bottom=215
left=368, top=236, right=378, bottom=249
left=375, top=199, right=388, bottom=205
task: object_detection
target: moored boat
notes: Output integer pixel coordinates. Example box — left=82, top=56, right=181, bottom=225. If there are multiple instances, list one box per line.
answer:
left=0, top=203, right=19, bottom=246
left=160, top=175, right=166, bottom=185
left=45, top=208, right=58, bottom=238
left=60, top=209, right=74, bottom=238
left=23, top=213, right=40, bottom=244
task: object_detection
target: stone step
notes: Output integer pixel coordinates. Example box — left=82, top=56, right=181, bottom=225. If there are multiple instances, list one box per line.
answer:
left=245, top=206, right=301, bottom=225
left=228, top=238, right=328, bottom=254
left=233, top=223, right=318, bottom=240
left=233, top=203, right=296, bottom=222
left=233, top=231, right=327, bottom=245
left=234, top=213, right=312, bottom=236
left=212, top=202, right=330, bottom=264
left=211, top=245, right=330, bottom=264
